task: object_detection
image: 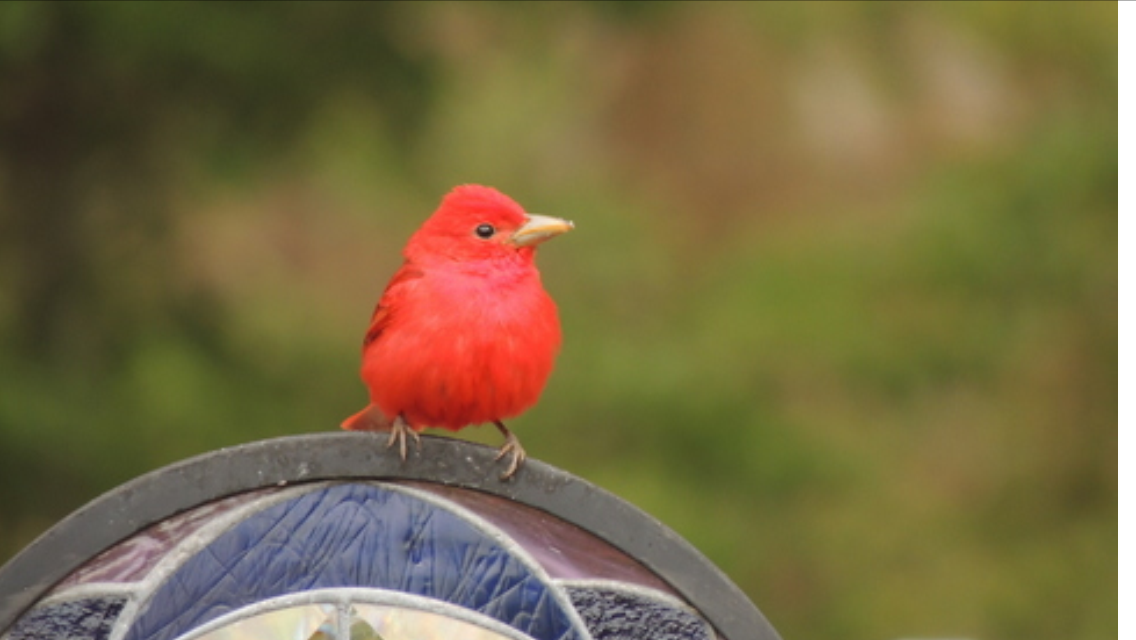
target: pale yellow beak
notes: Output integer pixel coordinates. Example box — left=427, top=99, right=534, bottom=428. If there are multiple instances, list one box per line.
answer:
left=511, top=214, right=574, bottom=247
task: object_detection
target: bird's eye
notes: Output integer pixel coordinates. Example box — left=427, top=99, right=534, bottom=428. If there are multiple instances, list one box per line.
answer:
left=475, top=223, right=496, bottom=239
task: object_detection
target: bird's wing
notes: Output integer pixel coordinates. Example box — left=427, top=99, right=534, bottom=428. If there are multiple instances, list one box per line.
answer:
left=363, top=263, right=424, bottom=349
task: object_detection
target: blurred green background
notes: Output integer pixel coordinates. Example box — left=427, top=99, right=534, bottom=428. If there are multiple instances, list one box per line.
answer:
left=0, top=2, right=1116, bottom=639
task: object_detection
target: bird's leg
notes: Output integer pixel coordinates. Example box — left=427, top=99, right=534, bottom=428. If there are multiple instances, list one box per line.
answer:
left=386, top=414, right=421, bottom=461
left=492, top=421, right=527, bottom=480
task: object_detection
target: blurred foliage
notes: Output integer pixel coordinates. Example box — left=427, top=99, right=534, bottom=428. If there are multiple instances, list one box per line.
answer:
left=0, top=2, right=1116, bottom=639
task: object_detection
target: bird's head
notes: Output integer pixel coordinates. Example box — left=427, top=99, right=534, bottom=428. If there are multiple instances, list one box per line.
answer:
left=406, top=185, right=574, bottom=266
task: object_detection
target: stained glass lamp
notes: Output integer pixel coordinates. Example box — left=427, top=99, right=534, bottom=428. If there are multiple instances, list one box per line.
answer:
left=0, top=433, right=782, bottom=640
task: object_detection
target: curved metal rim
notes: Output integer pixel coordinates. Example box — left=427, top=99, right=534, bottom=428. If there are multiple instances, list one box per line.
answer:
left=0, top=432, right=781, bottom=640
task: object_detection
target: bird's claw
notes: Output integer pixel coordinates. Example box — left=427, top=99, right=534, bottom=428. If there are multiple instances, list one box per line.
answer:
left=493, top=421, right=527, bottom=481
left=385, top=415, right=421, bottom=461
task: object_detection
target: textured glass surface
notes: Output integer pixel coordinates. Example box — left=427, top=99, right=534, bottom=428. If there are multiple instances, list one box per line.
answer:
left=124, top=483, right=582, bottom=640
left=4, top=596, right=126, bottom=640
left=10, top=481, right=720, bottom=640
left=177, top=593, right=534, bottom=640
left=351, top=603, right=523, bottom=640
left=566, top=584, right=713, bottom=640
left=58, top=489, right=276, bottom=587
left=189, top=604, right=333, bottom=640
left=401, top=481, right=679, bottom=593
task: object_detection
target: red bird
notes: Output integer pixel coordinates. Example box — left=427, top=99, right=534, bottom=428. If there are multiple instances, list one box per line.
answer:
left=342, top=185, right=573, bottom=479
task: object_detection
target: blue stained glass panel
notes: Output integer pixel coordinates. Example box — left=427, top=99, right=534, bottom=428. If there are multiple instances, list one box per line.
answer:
left=123, top=483, right=582, bottom=640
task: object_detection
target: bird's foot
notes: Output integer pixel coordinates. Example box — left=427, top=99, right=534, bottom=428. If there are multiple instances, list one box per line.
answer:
left=493, top=421, right=527, bottom=481
left=386, top=414, right=421, bottom=461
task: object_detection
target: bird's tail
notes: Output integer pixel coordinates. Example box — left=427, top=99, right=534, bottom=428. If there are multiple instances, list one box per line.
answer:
left=340, top=404, right=393, bottom=432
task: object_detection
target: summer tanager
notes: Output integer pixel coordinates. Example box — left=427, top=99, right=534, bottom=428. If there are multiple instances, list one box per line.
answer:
left=342, top=185, right=573, bottom=479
